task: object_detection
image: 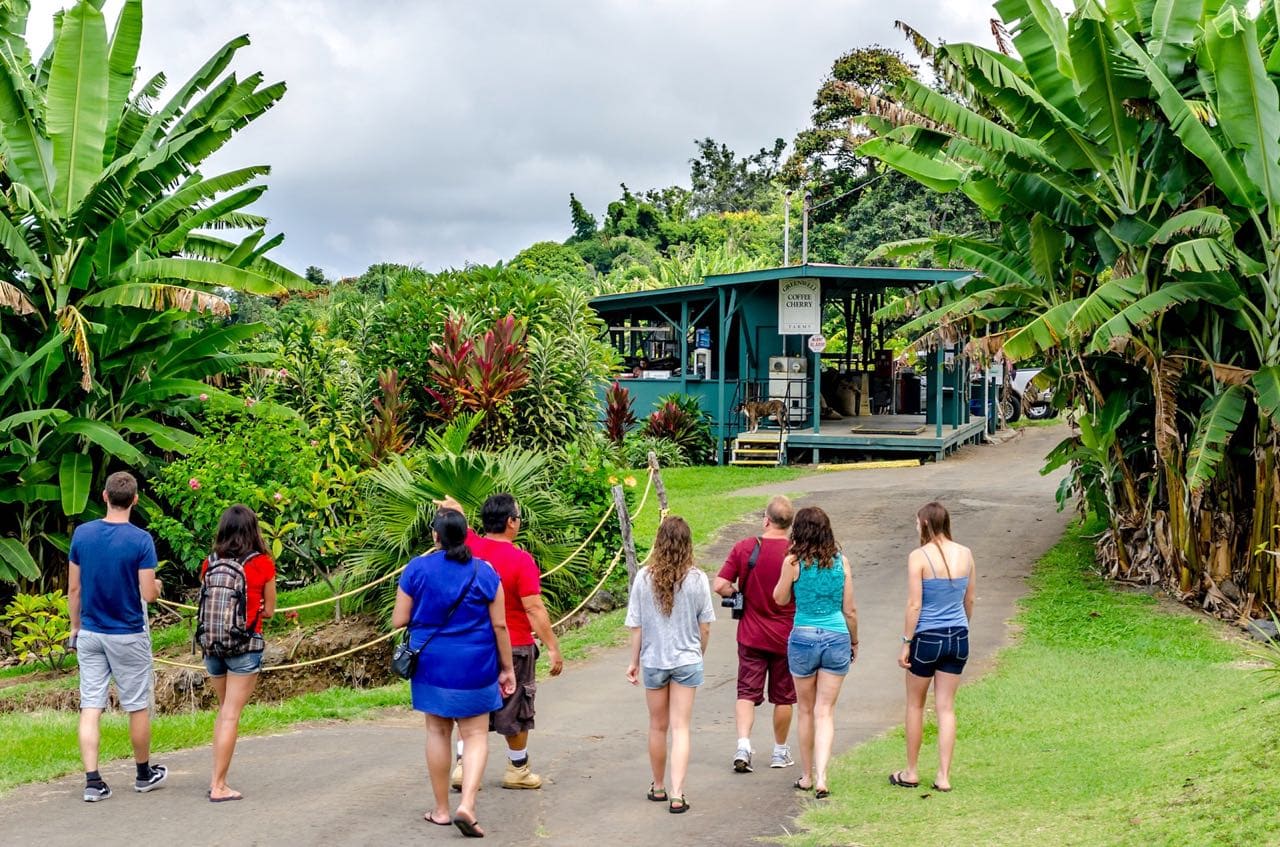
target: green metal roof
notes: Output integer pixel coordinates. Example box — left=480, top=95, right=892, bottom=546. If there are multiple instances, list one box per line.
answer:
left=588, top=264, right=974, bottom=311
left=702, top=263, right=972, bottom=287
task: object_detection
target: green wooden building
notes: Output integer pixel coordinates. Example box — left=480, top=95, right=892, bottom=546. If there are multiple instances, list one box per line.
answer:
left=589, top=263, right=992, bottom=465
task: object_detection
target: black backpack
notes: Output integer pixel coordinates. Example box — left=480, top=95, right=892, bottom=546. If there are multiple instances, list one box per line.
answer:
left=195, top=554, right=259, bottom=657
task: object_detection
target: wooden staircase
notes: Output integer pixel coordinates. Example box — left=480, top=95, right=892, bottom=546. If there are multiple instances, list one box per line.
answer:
left=730, top=429, right=786, bottom=466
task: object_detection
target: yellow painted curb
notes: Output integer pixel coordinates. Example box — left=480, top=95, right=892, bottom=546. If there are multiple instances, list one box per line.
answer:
left=816, top=459, right=921, bottom=471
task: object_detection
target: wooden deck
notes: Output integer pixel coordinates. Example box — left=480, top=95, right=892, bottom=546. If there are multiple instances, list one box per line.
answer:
left=728, top=414, right=989, bottom=464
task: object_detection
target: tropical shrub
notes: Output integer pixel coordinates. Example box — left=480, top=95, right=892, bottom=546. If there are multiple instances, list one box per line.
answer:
left=861, top=0, right=1280, bottom=608
left=2, top=592, right=72, bottom=672
left=346, top=416, right=596, bottom=616
left=149, top=411, right=360, bottom=590
left=0, top=0, right=304, bottom=585
left=363, top=369, right=414, bottom=464
left=604, top=382, right=638, bottom=443
left=622, top=432, right=688, bottom=469
left=426, top=315, right=530, bottom=444
left=644, top=394, right=715, bottom=465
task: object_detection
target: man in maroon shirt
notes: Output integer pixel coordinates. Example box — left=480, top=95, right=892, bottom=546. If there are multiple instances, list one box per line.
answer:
left=713, top=496, right=797, bottom=773
left=438, top=493, right=563, bottom=790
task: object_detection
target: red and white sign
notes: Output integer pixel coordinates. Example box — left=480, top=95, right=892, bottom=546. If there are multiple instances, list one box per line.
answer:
left=807, top=334, right=827, bottom=354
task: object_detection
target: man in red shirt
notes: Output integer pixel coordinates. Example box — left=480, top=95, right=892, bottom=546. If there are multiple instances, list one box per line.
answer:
left=439, top=493, right=563, bottom=790
left=713, top=496, right=797, bottom=773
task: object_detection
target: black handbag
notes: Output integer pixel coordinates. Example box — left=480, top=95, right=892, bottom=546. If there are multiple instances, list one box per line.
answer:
left=392, top=563, right=478, bottom=680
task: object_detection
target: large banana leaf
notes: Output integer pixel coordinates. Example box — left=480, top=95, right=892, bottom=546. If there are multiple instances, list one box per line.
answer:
left=895, top=78, right=1055, bottom=166
left=994, top=0, right=1081, bottom=115
left=1087, top=280, right=1241, bottom=352
left=1253, top=364, right=1280, bottom=424
left=101, top=0, right=140, bottom=160
left=0, top=538, right=40, bottom=583
left=1151, top=207, right=1232, bottom=242
left=0, top=57, right=54, bottom=202
left=1204, top=7, right=1280, bottom=212
left=1150, top=0, right=1205, bottom=75
left=858, top=137, right=965, bottom=192
left=120, top=257, right=284, bottom=297
left=47, top=1, right=108, bottom=215
left=58, top=452, right=92, bottom=516
left=1116, top=24, right=1260, bottom=209
left=1187, top=384, right=1247, bottom=493
left=57, top=418, right=144, bottom=465
left=1068, top=2, right=1142, bottom=152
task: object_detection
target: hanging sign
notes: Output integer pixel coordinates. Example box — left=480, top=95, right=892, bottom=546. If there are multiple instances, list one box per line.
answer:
left=779, top=278, right=821, bottom=335
left=807, top=334, right=827, bottom=353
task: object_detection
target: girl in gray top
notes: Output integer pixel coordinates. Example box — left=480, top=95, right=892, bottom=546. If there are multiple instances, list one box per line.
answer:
left=626, top=515, right=715, bottom=814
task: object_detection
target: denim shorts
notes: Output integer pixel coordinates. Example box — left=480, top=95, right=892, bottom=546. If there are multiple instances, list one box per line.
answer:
left=909, top=627, right=969, bottom=678
left=642, top=662, right=704, bottom=690
left=787, top=626, right=852, bottom=678
left=204, top=650, right=264, bottom=677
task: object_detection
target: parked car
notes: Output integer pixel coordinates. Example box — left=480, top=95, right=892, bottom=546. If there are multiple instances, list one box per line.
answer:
left=1013, top=368, right=1055, bottom=420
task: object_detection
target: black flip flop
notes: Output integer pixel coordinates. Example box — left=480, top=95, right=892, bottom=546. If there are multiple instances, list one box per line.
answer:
left=668, top=796, right=690, bottom=814
left=453, top=815, right=485, bottom=838
left=931, top=782, right=953, bottom=793
left=647, top=783, right=668, bottom=802
left=889, top=771, right=919, bottom=788
left=814, top=788, right=831, bottom=799
left=793, top=778, right=813, bottom=791
left=424, top=811, right=452, bottom=826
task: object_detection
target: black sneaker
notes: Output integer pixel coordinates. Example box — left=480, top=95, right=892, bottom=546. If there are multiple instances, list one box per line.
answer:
left=84, top=782, right=112, bottom=802
left=135, top=764, right=168, bottom=793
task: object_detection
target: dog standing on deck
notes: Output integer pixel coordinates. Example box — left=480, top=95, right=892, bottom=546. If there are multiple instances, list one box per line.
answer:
left=741, top=398, right=789, bottom=432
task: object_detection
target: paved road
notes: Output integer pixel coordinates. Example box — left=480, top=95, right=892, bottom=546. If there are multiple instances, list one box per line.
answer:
left=0, top=427, right=1069, bottom=847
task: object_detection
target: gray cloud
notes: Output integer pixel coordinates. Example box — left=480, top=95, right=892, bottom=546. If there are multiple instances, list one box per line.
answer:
left=29, top=0, right=1034, bottom=277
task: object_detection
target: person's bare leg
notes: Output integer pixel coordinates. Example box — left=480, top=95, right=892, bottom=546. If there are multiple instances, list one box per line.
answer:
left=811, top=671, right=845, bottom=792
left=645, top=686, right=671, bottom=791
left=454, top=715, right=489, bottom=834
left=901, top=671, right=932, bottom=784
left=79, top=708, right=103, bottom=773
left=932, top=671, right=962, bottom=789
left=424, top=714, right=454, bottom=824
left=772, top=703, right=793, bottom=746
left=210, top=672, right=259, bottom=799
left=667, top=683, right=697, bottom=800
left=127, top=707, right=151, bottom=764
left=734, top=698, right=755, bottom=742
left=792, top=674, right=816, bottom=789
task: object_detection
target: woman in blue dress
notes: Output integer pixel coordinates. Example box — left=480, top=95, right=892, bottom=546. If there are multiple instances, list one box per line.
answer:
left=393, top=508, right=515, bottom=838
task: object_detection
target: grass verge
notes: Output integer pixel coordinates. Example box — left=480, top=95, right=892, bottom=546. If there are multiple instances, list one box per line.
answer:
left=0, top=682, right=408, bottom=795
left=786, top=518, right=1280, bottom=847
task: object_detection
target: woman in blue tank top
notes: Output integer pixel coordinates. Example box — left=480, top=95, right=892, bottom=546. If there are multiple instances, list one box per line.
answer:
left=773, top=507, right=858, bottom=799
left=889, top=502, right=975, bottom=794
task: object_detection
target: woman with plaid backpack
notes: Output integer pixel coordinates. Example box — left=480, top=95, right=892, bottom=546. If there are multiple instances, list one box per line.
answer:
left=196, top=504, right=277, bottom=802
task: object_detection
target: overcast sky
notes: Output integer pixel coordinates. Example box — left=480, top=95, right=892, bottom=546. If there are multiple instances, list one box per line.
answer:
left=29, top=1, right=1044, bottom=278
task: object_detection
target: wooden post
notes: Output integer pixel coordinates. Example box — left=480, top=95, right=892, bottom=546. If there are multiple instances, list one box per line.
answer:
left=647, top=451, right=669, bottom=515
left=613, top=484, right=638, bottom=587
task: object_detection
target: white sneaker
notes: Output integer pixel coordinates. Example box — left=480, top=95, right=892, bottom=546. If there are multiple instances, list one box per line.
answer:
left=770, top=746, right=795, bottom=768
left=733, top=746, right=753, bottom=773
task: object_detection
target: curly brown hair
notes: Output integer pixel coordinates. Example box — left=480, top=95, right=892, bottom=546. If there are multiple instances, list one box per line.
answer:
left=789, top=506, right=839, bottom=569
left=648, top=515, right=694, bottom=615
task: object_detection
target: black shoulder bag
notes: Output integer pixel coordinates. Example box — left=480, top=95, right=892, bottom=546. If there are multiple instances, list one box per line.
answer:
left=392, top=562, right=478, bottom=680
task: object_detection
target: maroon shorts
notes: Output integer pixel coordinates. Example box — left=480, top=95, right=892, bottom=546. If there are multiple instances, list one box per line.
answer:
left=737, top=642, right=796, bottom=706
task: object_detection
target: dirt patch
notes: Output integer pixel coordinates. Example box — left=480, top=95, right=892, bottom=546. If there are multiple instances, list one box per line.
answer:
left=0, top=616, right=397, bottom=715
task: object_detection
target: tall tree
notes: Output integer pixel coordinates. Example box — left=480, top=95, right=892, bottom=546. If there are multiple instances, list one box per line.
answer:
left=688, top=137, right=785, bottom=215
left=0, top=0, right=305, bottom=584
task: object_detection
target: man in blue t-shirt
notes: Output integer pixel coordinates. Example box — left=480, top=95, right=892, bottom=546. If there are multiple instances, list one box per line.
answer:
left=68, top=471, right=168, bottom=802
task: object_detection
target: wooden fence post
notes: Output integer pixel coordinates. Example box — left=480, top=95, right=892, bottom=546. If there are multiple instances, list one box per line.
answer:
left=647, top=451, right=669, bottom=516
left=613, top=484, right=638, bottom=587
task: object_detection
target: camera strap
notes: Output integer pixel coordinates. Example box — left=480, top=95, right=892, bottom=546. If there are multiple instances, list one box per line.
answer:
left=740, top=536, right=763, bottom=597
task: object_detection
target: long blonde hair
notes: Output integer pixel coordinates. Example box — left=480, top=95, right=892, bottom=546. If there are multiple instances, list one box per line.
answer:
left=649, top=515, right=694, bottom=616
left=917, top=501, right=953, bottom=579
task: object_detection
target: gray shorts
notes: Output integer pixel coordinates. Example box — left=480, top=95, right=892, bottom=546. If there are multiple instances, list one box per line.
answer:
left=77, top=630, right=154, bottom=712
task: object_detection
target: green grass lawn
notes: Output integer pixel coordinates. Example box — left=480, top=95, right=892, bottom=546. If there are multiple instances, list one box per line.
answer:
left=786, top=519, right=1280, bottom=847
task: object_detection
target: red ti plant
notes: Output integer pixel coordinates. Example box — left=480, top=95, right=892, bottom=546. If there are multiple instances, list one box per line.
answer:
left=426, top=314, right=530, bottom=441
left=364, top=368, right=414, bottom=464
left=604, top=381, right=637, bottom=443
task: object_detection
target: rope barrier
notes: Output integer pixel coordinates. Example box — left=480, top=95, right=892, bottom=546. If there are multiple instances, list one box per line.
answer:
left=152, top=462, right=664, bottom=669
left=154, top=627, right=405, bottom=674
left=540, top=500, right=616, bottom=578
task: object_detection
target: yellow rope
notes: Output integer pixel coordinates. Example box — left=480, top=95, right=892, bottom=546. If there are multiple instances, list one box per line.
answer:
left=540, top=500, right=616, bottom=578
left=275, top=566, right=407, bottom=613
left=551, top=546, right=624, bottom=629
left=154, top=627, right=405, bottom=674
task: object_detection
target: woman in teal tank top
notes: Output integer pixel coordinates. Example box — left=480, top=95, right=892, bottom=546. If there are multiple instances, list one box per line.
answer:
left=773, top=507, right=858, bottom=799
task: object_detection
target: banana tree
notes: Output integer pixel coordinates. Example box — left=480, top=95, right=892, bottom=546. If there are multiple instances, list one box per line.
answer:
left=859, top=0, right=1280, bottom=606
left=0, top=1, right=306, bottom=584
